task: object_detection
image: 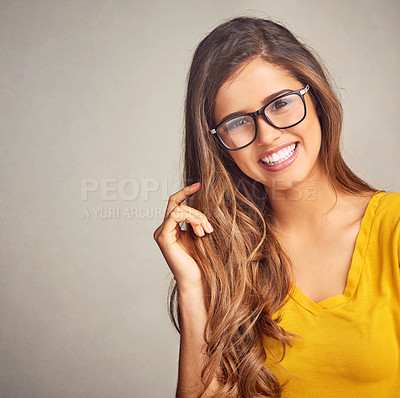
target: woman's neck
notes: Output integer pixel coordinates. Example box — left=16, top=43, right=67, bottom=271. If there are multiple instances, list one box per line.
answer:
left=266, top=168, right=341, bottom=233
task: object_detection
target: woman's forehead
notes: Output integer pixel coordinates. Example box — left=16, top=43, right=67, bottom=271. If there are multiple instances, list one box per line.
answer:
left=214, top=59, right=299, bottom=120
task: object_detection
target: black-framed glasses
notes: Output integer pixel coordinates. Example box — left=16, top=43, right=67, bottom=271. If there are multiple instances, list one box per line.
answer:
left=210, top=85, right=310, bottom=151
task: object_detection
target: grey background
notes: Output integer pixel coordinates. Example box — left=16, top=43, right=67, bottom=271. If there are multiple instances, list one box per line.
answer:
left=0, top=0, right=399, bottom=397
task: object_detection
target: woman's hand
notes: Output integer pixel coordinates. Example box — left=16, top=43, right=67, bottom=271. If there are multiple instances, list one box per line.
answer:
left=153, top=182, right=214, bottom=291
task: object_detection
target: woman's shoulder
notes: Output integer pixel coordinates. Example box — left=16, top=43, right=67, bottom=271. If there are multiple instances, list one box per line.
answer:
left=368, top=191, right=400, bottom=239
left=372, top=190, right=400, bottom=217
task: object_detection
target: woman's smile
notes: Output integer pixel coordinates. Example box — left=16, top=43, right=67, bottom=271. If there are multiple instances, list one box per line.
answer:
left=258, top=141, right=299, bottom=171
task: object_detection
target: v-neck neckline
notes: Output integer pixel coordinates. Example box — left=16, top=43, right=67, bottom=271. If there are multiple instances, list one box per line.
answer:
left=288, top=191, right=385, bottom=317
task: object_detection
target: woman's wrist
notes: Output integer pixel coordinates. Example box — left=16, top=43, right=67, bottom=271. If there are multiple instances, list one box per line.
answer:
left=176, top=279, right=204, bottom=297
left=177, top=281, right=207, bottom=317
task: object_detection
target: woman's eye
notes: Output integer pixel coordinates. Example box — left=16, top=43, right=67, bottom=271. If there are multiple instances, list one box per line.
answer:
left=271, top=99, right=287, bottom=111
left=269, top=94, right=297, bottom=113
left=227, top=117, right=248, bottom=130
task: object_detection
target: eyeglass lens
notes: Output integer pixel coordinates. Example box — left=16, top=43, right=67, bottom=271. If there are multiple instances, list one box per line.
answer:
left=218, top=93, right=305, bottom=149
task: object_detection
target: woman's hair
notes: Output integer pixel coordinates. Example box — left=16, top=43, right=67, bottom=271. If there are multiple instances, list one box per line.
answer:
left=169, top=17, right=375, bottom=397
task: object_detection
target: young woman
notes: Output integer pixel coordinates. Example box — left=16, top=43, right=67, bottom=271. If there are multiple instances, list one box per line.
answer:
left=153, top=17, right=400, bottom=398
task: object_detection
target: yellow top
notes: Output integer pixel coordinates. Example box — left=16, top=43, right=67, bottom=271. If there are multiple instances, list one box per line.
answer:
left=264, top=191, right=400, bottom=397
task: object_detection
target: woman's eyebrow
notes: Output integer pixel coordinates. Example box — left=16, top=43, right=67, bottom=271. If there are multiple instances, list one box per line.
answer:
left=217, top=89, right=291, bottom=125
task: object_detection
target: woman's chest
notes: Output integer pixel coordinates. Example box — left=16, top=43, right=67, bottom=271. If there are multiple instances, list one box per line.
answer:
left=289, top=243, right=354, bottom=303
left=282, top=228, right=359, bottom=303
left=264, top=298, right=400, bottom=395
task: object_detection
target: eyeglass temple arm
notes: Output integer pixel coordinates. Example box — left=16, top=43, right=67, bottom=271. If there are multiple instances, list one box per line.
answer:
left=300, top=84, right=310, bottom=96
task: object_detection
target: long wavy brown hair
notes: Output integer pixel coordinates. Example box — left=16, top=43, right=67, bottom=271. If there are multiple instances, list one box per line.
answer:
left=169, top=17, right=375, bottom=397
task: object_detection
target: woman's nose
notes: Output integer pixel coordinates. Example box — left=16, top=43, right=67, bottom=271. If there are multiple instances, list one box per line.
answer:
left=254, top=116, right=282, bottom=146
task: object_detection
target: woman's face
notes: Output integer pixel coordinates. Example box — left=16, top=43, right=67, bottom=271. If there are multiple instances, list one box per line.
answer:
left=213, top=58, right=323, bottom=194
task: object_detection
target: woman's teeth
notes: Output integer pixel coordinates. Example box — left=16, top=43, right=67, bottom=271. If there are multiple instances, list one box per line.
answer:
left=261, top=143, right=297, bottom=166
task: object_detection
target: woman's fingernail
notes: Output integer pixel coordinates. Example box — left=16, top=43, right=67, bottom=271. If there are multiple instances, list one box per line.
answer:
left=198, top=226, right=205, bottom=236
left=190, top=182, right=200, bottom=187
left=206, top=222, right=214, bottom=232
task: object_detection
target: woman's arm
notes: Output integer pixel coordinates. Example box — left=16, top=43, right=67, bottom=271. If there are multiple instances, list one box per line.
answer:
left=176, top=285, right=219, bottom=398
left=153, top=183, right=219, bottom=397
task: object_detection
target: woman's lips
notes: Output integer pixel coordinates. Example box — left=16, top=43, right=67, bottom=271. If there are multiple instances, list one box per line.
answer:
left=258, top=142, right=300, bottom=172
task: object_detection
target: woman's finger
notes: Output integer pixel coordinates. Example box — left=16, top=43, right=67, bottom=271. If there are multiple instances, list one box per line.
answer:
left=175, top=204, right=214, bottom=233
left=154, top=204, right=213, bottom=242
left=164, top=182, right=201, bottom=220
left=158, top=206, right=212, bottom=243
